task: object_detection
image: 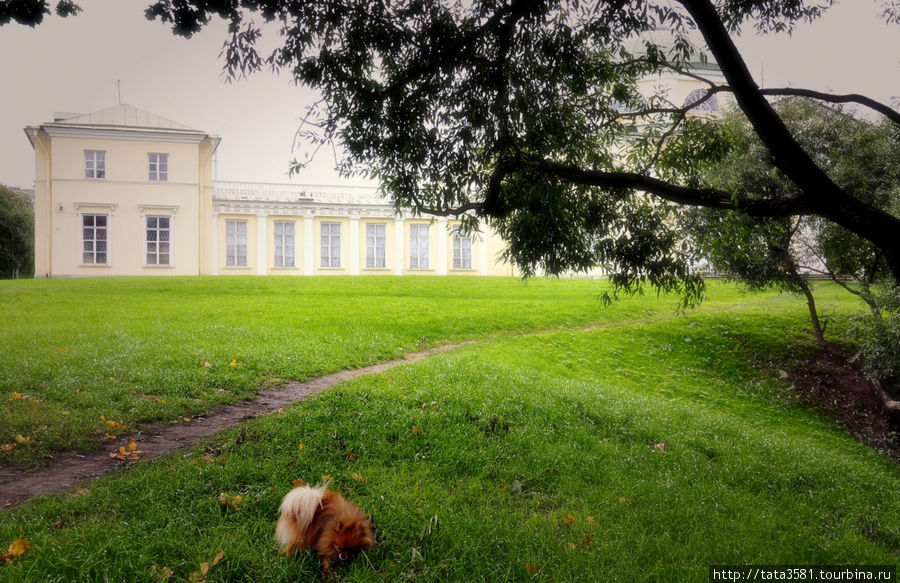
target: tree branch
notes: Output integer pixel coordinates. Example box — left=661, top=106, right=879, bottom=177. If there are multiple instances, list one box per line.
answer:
left=520, top=158, right=810, bottom=217
left=757, top=88, right=900, bottom=125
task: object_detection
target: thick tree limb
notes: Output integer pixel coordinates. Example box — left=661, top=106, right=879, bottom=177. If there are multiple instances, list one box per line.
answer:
left=758, top=88, right=900, bottom=125
left=518, top=158, right=811, bottom=217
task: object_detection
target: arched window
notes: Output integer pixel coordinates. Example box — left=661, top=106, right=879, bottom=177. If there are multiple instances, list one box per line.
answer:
left=683, top=89, right=720, bottom=113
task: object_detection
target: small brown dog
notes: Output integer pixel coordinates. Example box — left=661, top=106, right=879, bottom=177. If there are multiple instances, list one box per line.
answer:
left=276, top=483, right=375, bottom=573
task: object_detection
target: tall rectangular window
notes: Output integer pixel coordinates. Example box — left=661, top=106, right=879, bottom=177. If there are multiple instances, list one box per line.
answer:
left=148, top=153, right=168, bottom=181
left=82, top=214, right=108, bottom=264
left=85, top=150, right=106, bottom=179
left=321, top=222, right=341, bottom=268
left=274, top=221, right=295, bottom=267
left=366, top=223, right=386, bottom=268
left=146, top=216, right=171, bottom=265
left=452, top=229, right=472, bottom=269
left=225, top=219, right=248, bottom=267
left=410, top=224, right=429, bottom=269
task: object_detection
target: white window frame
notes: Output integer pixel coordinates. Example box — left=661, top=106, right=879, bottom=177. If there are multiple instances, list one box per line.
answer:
left=274, top=220, right=296, bottom=268
left=320, top=222, right=341, bottom=268
left=81, top=213, right=109, bottom=265
left=225, top=219, right=248, bottom=267
left=366, top=223, right=387, bottom=269
left=452, top=228, right=473, bottom=270
left=148, top=153, right=169, bottom=182
left=85, top=150, right=106, bottom=179
left=410, top=224, right=430, bottom=269
left=145, top=215, right=173, bottom=266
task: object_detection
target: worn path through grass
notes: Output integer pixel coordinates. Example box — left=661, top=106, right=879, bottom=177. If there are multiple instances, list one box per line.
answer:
left=1, top=276, right=755, bottom=469
left=0, top=295, right=749, bottom=508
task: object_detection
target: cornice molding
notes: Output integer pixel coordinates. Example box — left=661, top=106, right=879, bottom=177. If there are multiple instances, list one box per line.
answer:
left=43, top=124, right=208, bottom=144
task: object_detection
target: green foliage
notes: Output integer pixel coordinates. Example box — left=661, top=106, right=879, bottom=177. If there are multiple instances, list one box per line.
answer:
left=689, top=99, right=899, bottom=292
left=0, top=185, right=34, bottom=279
left=0, top=0, right=79, bottom=26
left=850, top=285, right=900, bottom=385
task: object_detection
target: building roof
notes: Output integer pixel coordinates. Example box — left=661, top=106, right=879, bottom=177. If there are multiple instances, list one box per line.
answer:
left=50, top=104, right=200, bottom=132
left=27, top=104, right=217, bottom=147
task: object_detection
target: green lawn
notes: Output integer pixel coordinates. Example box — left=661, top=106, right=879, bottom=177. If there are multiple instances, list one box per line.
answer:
left=1, top=277, right=897, bottom=582
left=1, top=275, right=744, bottom=467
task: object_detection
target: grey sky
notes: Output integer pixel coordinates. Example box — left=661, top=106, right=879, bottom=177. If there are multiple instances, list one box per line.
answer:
left=1, top=0, right=897, bottom=191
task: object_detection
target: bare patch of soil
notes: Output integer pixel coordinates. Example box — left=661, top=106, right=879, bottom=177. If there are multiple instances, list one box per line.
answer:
left=787, top=350, right=900, bottom=460
left=0, top=343, right=472, bottom=509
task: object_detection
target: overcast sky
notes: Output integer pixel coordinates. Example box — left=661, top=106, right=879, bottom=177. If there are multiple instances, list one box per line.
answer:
left=1, top=0, right=898, bottom=191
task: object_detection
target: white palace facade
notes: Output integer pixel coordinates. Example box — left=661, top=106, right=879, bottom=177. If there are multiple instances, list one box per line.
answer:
left=24, top=105, right=513, bottom=278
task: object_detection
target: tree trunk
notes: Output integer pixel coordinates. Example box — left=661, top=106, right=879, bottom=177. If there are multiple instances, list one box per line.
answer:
left=798, top=279, right=827, bottom=348
left=872, top=380, right=900, bottom=412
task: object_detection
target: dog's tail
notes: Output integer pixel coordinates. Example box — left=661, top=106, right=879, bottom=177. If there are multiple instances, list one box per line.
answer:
left=276, top=482, right=328, bottom=553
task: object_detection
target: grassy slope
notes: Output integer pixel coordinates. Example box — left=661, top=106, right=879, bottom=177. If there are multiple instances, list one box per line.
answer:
left=2, top=275, right=702, bottom=466
left=1, top=280, right=897, bottom=582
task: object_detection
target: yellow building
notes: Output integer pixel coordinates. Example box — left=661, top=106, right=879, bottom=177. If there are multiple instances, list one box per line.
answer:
left=24, top=105, right=514, bottom=278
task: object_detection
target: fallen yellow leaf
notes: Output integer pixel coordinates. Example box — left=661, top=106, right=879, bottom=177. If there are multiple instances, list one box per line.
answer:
left=109, top=443, right=143, bottom=461
left=1, top=539, right=31, bottom=563
left=218, top=493, right=243, bottom=511
left=151, top=564, right=174, bottom=580
left=0, top=443, right=16, bottom=454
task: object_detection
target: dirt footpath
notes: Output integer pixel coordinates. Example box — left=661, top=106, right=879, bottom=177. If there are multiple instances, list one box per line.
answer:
left=0, top=343, right=470, bottom=509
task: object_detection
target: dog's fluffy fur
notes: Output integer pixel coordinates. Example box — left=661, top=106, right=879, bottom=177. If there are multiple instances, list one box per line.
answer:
left=276, top=483, right=374, bottom=572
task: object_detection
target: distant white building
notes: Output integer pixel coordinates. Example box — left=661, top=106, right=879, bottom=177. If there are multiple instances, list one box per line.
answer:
left=24, top=105, right=514, bottom=278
